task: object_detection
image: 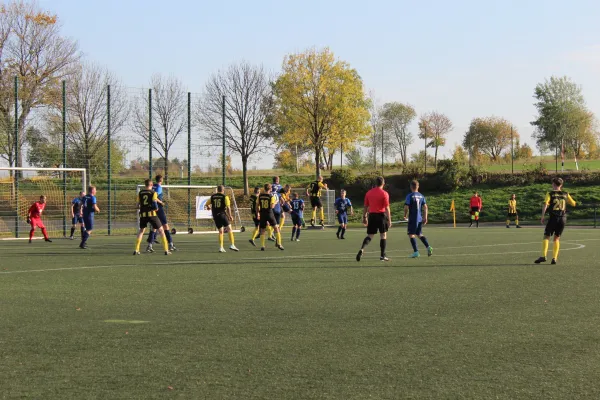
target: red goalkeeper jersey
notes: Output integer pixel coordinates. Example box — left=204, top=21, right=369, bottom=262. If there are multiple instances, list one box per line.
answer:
left=470, top=196, right=482, bottom=209
left=28, top=202, right=46, bottom=218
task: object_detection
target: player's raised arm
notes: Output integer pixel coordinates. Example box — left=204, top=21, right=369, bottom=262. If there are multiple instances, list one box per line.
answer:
left=566, top=193, right=576, bottom=207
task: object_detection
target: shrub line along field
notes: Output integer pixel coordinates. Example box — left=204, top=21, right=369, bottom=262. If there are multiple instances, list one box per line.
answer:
left=1, top=226, right=600, bottom=399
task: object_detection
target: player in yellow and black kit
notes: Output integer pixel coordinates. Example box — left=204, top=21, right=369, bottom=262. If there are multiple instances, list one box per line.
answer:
left=534, top=177, right=576, bottom=265
left=134, top=179, right=170, bottom=255
left=306, top=175, right=328, bottom=228
left=279, top=185, right=292, bottom=232
left=506, top=194, right=521, bottom=228
left=206, top=185, right=239, bottom=253
left=257, top=183, right=284, bottom=251
left=248, top=186, right=261, bottom=247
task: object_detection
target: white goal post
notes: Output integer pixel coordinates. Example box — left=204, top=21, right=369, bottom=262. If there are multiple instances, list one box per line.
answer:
left=135, top=185, right=243, bottom=234
left=0, top=167, right=87, bottom=239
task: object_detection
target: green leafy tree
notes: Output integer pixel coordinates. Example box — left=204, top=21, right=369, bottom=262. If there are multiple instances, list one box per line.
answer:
left=380, top=102, right=416, bottom=166
left=418, top=111, right=452, bottom=169
left=463, top=117, right=518, bottom=162
left=272, top=47, right=371, bottom=178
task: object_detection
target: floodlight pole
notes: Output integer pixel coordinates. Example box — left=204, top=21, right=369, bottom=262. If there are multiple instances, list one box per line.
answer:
left=14, top=76, right=19, bottom=238
left=62, top=80, right=67, bottom=237
left=107, top=84, right=112, bottom=235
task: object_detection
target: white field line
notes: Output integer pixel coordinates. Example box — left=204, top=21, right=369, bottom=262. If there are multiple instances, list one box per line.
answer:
left=0, top=239, right=596, bottom=275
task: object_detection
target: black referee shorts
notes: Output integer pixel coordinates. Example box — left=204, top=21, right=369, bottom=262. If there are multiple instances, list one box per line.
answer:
left=367, top=213, right=388, bottom=235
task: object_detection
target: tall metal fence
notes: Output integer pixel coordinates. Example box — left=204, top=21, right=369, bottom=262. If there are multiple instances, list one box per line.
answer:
left=0, top=77, right=234, bottom=238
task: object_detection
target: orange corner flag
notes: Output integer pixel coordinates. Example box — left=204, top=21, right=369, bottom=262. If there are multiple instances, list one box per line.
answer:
left=450, top=200, right=455, bottom=212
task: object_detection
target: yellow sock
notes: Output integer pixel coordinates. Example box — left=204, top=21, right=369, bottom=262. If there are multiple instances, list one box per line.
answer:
left=506, top=220, right=510, bottom=226
left=516, top=219, right=519, bottom=226
left=552, top=241, right=560, bottom=260
left=135, top=237, right=142, bottom=252
left=219, top=233, right=224, bottom=248
left=252, top=227, right=259, bottom=240
left=276, top=231, right=282, bottom=246
left=268, top=226, right=273, bottom=237
left=312, top=209, right=316, bottom=221
left=542, top=239, right=549, bottom=257
left=320, top=209, right=324, bottom=221
left=260, top=232, right=266, bottom=247
left=280, top=215, right=285, bottom=231
left=162, top=235, right=169, bottom=252
left=228, top=231, right=235, bottom=245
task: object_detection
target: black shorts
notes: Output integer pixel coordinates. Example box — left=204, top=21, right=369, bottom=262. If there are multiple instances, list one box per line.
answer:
left=507, top=212, right=518, bottom=218
left=367, top=213, right=388, bottom=235
left=544, top=216, right=566, bottom=237
left=273, top=212, right=281, bottom=225
left=252, top=216, right=259, bottom=227
left=471, top=206, right=480, bottom=214
left=310, top=196, right=322, bottom=208
left=259, top=212, right=278, bottom=229
left=213, top=214, right=230, bottom=229
left=140, top=216, right=162, bottom=230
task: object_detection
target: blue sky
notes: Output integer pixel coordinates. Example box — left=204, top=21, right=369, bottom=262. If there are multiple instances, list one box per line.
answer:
left=41, top=0, right=600, bottom=169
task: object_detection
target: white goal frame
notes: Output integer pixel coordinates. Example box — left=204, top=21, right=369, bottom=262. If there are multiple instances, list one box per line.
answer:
left=0, top=167, right=87, bottom=240
left=135, top=185, right=243, bottom=234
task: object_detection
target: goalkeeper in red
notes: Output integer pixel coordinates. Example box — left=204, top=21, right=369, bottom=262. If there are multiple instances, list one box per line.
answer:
left=534, top=177, right=576, bottom=265
left=28, top=195, right=52, bottom=243
left=469, top=192, right=482, bottom=228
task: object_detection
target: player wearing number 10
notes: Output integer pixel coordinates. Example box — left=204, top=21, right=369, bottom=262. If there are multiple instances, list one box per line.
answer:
left=534, top=177, right=576, bottom=265
left=206, top=185, right=239, bottom=253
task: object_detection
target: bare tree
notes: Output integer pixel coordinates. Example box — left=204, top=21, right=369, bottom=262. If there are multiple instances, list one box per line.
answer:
left=419, top=111, right=453, bottom=169
left=196, top=61, right=272, bottom=195
left=380, top=102, right=416, bottom=166
left=0, top=2, right=79, bottom=174
left=133, top=74, right=186, bottom=183
left=59, top=62, right=129, bottom=184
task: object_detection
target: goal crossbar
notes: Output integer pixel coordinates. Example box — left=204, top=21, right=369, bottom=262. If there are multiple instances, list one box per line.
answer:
left=0, top=167, right=87, bottom=193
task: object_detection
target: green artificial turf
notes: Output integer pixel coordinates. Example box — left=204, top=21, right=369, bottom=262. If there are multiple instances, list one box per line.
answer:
left=1, top=226, right=600, bottom=399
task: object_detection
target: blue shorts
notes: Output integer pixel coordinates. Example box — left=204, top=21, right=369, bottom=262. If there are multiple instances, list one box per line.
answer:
left=83, top=214, right=94, bottom=231
left=157, top=208, right=168, bottom=225
left=337, top=213, right=348, bottom=224
left=72, top=216, right=83, bottom=225
left=407, top=221, right=423, bottom=236
left=291, top=214, right=303, bottom=226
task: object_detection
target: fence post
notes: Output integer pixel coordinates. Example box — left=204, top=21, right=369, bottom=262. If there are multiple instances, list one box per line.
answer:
left=14, top=76, right=18, bottom=238
left=222, top=95, right=226, bottom=186
left=107, top=84, right=112, bottom=235
left=149, top=88, right=153, bottom=180
left=62, top=80, right=67, bottom=237
left=187, top=92, right=191, bottom=229
left=594, top=206, right=597, bottom=229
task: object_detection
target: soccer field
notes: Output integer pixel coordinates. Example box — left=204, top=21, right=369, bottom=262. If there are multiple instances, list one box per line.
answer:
left=1, top=227, right=600, bottom=399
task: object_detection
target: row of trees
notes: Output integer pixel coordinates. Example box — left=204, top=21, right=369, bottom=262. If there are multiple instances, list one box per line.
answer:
left=1, top=2, right=598, bottom=197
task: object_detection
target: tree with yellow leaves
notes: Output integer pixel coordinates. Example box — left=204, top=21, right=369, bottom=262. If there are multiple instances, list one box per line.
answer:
left=272, top=48, right=370, bottom=177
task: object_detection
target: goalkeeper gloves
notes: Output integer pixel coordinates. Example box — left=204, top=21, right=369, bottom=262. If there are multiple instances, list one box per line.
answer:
left=26, top=216, right=31, bottom=224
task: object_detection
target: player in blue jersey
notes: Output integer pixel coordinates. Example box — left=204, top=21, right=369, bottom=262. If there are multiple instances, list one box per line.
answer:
left=70, top=191, right=85, bottom=240
left=80, top=186, right=100, bottom=249
left=146, top=175, right=176, bottom=253
left=334, top=190, right=353, bottom=239
left=290, top=192, right=304, bottom=241
left=403, top=180, right=433, bottom=258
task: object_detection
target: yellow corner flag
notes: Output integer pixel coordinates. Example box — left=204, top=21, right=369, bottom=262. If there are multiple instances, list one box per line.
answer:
left=450, top=200, right=456, bottom=228
left=450, top=200, right=455, bottom=211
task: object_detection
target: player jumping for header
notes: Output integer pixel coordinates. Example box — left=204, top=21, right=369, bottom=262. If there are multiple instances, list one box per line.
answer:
left=257, top=183, right=284, bottom=251
left=27, top=195, right=52, bottom=243
left=307, top=176, right=328, bottom=228
left=335, top=189, right=353, bottom=239
left=534, top=177, right=576, bottom=265
left=404, top=180, right=433, bottom=258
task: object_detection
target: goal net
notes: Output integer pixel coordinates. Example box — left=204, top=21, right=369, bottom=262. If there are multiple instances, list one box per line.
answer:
left=0, top=168, right=87, bottom=239
left=135, top=185, right=243, bottom=234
